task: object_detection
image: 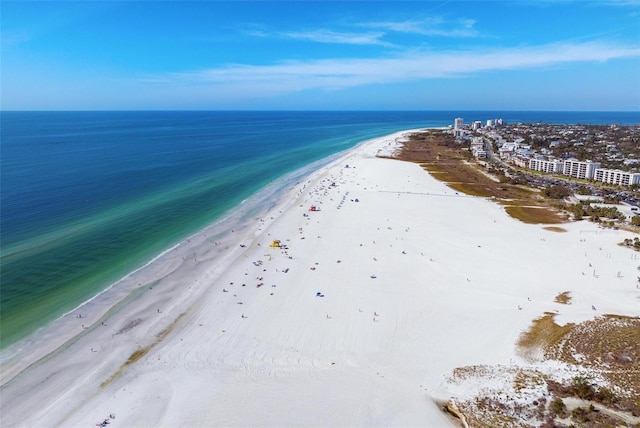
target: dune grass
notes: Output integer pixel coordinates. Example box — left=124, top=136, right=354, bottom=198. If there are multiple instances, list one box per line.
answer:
left=397, top=131, right=567, bottom=225
left=554, top=291, right=572, bottom=305
left=543, top=226, right=567, bottom=232
left=517, top=313, right=574, bottom=362
left=549, top=315, right=640, bottom=399
left=502, top=205, right=567, bottom=224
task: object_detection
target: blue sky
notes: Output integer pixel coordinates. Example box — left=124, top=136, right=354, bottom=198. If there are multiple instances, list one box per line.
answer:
left=2, top=1, right=640, bottom=111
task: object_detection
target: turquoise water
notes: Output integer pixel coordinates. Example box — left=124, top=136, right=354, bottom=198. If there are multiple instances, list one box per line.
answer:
left=1, top=110, right=638, bottom=348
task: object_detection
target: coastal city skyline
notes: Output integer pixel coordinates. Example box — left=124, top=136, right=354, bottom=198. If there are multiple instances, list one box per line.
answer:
left=2, top=1, right=640, bottom=111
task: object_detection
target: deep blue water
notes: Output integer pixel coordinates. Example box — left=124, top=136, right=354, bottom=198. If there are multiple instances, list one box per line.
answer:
left=1, top=110, right=638, bottom=348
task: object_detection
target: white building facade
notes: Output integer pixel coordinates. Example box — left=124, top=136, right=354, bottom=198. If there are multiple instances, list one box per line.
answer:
left=470, top=137, right=486, bottom=158
left=594, top=168, right=640, bottom=187
left=563, top=159, right=601, bottom=180
left=529, top=158, right=564, bottom=174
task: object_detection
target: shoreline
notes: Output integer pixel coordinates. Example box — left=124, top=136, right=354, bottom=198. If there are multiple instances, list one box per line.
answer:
left=0, top=151, right=330, bottom=352
left=0, top=129, right=422, bottom=375
left=1, top=113, right=433, bottom=350
left=1, top=128, right=638, bottom=427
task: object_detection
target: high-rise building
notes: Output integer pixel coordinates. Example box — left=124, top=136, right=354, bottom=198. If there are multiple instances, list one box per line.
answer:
left=529, top=158, right=564, bottom=174
left=563, top=159, right=601, bottom=180
left=594, top=169, right=640, bottom=186
left=454, top=118, right=464, bottom=129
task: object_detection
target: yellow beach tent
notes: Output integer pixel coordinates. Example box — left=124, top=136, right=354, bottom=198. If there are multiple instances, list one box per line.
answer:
left=269, top=240, right=281, bottom=248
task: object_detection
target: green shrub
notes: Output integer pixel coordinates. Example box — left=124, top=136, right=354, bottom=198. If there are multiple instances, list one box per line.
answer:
left=551, top=398, right=566, bottom=415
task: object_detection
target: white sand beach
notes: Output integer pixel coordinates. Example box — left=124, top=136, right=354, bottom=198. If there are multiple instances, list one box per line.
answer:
left=1, top=130, right=638, bottom=427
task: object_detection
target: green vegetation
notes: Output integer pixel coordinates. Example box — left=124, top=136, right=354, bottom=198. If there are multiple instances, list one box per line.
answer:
left=464, top=315, right=640, bottom=426
left=398, top=131, right=567, bottom=225
left=622, top=237, right=640, bottom=250
left=542, top=184, right=571, bottom=199
left=569, top=203, right=625, bottom=222
left=576, top=186, right=591, bottom=195
left=394, top=129, right=639, bottom=230
left=551, top=398, right=566, bottom=416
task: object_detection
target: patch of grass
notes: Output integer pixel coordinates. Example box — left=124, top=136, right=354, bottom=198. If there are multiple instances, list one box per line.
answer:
left=126, top=347, right=150, bottom=365
left=452, top=315, right=640, bottom=427
left=513, top=369, right=545, bottom=392
left=517, top=313, right=575, bottom=362
left=398, top=131, right=569, bottom=225
left=551, top=397, right=567, bottom=417
left=543, top=226, right=567, bottom=232
left=604, top=313, right=639, bottom=321
left=421, top=162, right=492, bottom=185
left=554, top=291, right=572, bottom=305
left=463, top=398, right=529, bottom=428
left=503, top=205, right=566, bottom=224
left=100, top=344, right=152, bottom=388
left=511, top=185, right=536, bottom=195
left=546, top=315, right=640, bottom=414
left=447, top=182, right=497, bottom=197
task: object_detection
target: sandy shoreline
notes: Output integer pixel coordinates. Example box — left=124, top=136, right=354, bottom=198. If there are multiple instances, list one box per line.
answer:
left=1, top=130, right=638, bottom=427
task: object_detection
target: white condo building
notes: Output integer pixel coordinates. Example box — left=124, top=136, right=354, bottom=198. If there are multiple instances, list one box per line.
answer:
left=454, top=118, right=464, bottom=129
left=563, top=159, right=601, bottom=180
left=529, top=158, right=564, bottom=174
left=594, top=168, right=640, bottom=187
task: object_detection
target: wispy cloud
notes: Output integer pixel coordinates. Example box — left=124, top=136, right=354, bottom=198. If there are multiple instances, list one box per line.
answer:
left=517, top=0, right=640, bottom=7
left=361, top=17, right=481, bottom=38
left=281, top=29, right=392, bottom=46
left=143, top=41, right=640, bottom=96
left=594, top=0, right=640, bottom=6
left=250, top=15, right=481, bottom=47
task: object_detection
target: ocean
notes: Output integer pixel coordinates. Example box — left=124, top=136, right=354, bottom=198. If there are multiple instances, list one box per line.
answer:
left=1, top=110, right=638, bottom=349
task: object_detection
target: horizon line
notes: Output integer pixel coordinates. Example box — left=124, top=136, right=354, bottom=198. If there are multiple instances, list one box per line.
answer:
left=2, top=109, right=640, bottom=113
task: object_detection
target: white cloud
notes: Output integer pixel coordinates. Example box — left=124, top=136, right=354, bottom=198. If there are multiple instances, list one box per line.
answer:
left=591, top=0, right=640, bottom=6
left=144, top=41, right=640, bottom=96
left=360, top=17, right=481, bottom=38
left=281, top=29, right=393, bottom=46
left=251, top=15, right=481, bottom=47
